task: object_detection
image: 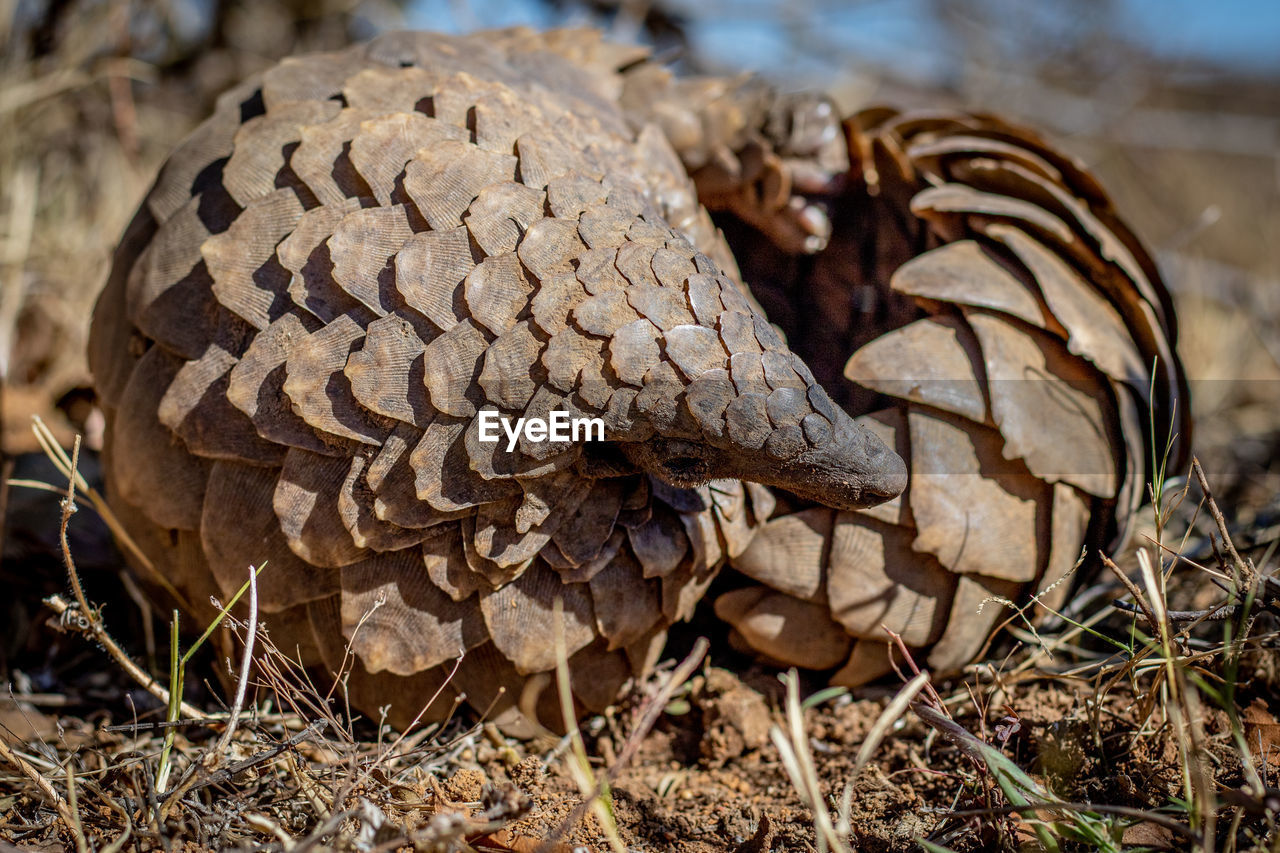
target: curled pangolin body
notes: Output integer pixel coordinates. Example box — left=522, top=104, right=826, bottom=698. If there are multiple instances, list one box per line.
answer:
left=88, top=29, right=903, bottom=729
left=89, top=29, right=1187, bottom=728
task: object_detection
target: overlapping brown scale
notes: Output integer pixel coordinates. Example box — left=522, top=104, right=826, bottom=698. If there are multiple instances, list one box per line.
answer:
left=664, top=325, right=729, bottom=382
left=111, top=347, right=212, bottom=531
left=221, top=100, right=341, bottom=207
left=465, top=182, right=547, bottom=257
left=309, top=585, right=464, bottom=729
left=550, top=478, right=625, bottom=567
left=684, top=369, right=734, bottom=440
left=572, top=290, right=639, bottom=339
left=289, top=109, right=383, bottom=206
left=965, top=311, right=1119, bottom=497
left=550, top=528, right=623, bottom=584
left=831, top=640, right=896, bottom=688
left=366, top=423, right=471, bottom=531
left=953, top=157, right=1164, bottom=315
left=1040, top=481, right=1091, bottom=613
left=391, top=227, right=473, bottom=333
left=347, top=113, right=468, bottom=206
left=519, top=217, right=590, bottom=280
left=89, top=212, right=157, bottom=407
left=709, top=480, right=760, bottom=558
left=887, top=239, right=1044, bottom=328
left=463, top=85, right=553, bottom=154
left=421, top=524, right=488, bottom=603
left=419, top=319, right=490, bottom=417
left=983, top=223, right=1180, bottom=429
left=327, top=204, right=424, bottom=316
left=715, top=587, right=851, bottom=669
left=457, top=402, right=574, bottom=482
left=143, top=74, right=260, bottom=226
left=519, top=389, right=587, bottom=466
left=565, top=640, right=637, bottom=715
left=277, top=197, right=372, bottom=324
left=341, top=65, right=436, bottom=113
left=477, top=320, right=545, bottom=411
left=127, top=196, right=216, bottom=351
left=345, top=314, right=431, bottom=426
left=586, top=545, right=660, bottom=645
left=157, top=342, right=285, bottom=465
left=203, top=189, right=307, bottom=331
left=662, top=555, right=720, bottom=625
left=465, top=254, right=535, bottom=337
left=844, top=315, right=988, bottom=424
left=515, top=472, right=593, bottom=536
left=615, top=241, right=660, bottom=288
left=906, top=405, right=1045, bottom=583
left=730, top=507, right=831, bottom=602
left=905, top=134, right=1064, bottom=187
left=931, top=121, right=1172, bottom=320
left=274, top=448, right=370, bottom=568
left=984, top=223, right=1148, bottom=394
left=478, top=561, right=597, bottom=675
left=409, top=416, right=522, bottom=513
left=403, top=140, right=518, bottom=232
left=261, top=51, right=371, bottom=111
left=225, top=313, right=342, bottom=457
left=580, top=200, right=639, bottom=251
left=826, top=513, right=951, bottom=647
left=516, top=130, right=604, bottom=190
left=336, top=453, right=428, bottom=552
left=1109, top=377, right=1149, bottom=547
left=636, top=360, right=695, bottom=436
left=923, top=572, right=1022, bottom=674
left=532, top=272, right=589, bottom=337
left=201, top=460, right=340, bottom=611
left=911, top=183, right=1074, bottom=245
left=606, top=319, right=661, bottom=387
left=280, top=313, right=389, bottom=447
left=909, top=173, right=1183, bottom=439
left=471, top=495, right=554, bottom=578
left=626, top=504, right=690, bottom=579
left=339, top=548, right=487, bottom=675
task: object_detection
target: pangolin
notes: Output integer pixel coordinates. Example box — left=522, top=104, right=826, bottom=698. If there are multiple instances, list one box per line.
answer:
left=89, top=28, right=1189, bottom=726
left=87, top=28, right=906, bottom=730
left=714, top=108, right=1191, bottom=680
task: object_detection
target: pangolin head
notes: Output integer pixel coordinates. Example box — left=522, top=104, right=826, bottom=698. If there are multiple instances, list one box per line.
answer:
left=569, top=271, right=907, bottom=511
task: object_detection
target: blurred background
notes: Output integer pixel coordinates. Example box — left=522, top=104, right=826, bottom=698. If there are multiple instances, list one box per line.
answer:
left=1, top=0, right=1277, bottom=556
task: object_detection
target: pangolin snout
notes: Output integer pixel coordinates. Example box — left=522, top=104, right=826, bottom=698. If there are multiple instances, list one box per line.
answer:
left=763, top=416, right=907, bottom=511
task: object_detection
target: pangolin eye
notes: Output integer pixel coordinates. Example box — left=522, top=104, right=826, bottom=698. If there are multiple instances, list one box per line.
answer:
left=664, top=456, right=704, bottom=476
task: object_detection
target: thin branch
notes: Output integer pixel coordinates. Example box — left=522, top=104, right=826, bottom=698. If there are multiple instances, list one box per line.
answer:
left=44, top=593, right=205, bottom=719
